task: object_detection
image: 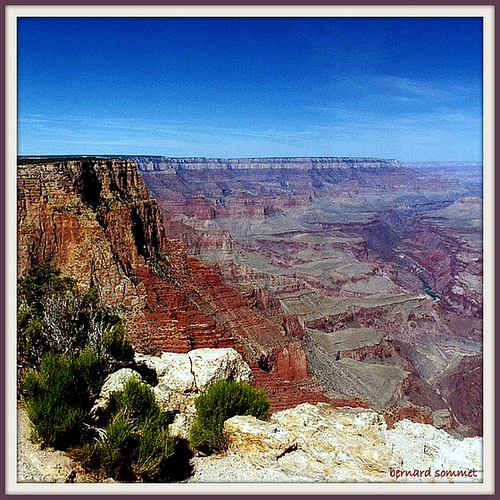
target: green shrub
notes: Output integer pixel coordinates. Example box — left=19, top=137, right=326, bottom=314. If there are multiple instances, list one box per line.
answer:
left=189, top=379, right=270, bottom=453
left=17, top=263, right=133, bottom=371
left=133, top=425, right=175, bottom=478
left=111, top=378, right=166, bottom=425
left=21, top=349, right=102, bottom=448
left=98, top=417, right=136, bottom=480
left=18, top=262, right=77, bottom=308
left=98, top=317, right=135, bottom=370
left=82, top=380, right=175, bottom=481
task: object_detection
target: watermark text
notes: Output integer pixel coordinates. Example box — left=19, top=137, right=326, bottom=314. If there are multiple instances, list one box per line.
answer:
left=389, top=467, right=479, bottom=479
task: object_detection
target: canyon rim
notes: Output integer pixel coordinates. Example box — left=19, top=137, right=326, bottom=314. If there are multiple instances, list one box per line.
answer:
left=8, top=8, right=493, bottom=495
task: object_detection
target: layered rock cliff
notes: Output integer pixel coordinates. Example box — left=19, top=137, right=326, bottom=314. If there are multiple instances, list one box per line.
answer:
left=17, top=158, right=157, bottom=310
left=17, top=157, right=335, bottom=412
left=130, top=155, right=401, bottom=171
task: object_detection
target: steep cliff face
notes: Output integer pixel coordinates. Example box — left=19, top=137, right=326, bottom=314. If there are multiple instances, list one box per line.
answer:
left=17, top=157, right=336, bottom=412
left=397, top=198, right=483, bottom=322
left=130, top=155, right=401, bottom=171
left=17, top=158, right=156, bottom=310
left=436, top=354, right=483, bottom=436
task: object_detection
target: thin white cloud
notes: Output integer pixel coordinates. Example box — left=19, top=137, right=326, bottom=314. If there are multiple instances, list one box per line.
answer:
left=19, top=113, right=319, bottom=148
left=373, top=75, right=475, bottom=101
left=18, top=100, right=482, bottom=161
left=317, top=73, right=481, bottom=115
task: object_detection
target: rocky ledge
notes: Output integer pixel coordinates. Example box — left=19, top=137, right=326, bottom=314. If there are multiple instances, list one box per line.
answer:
left=223, top=403, right=482, bottom=483
left=17, top=347, right=482, bottom=484
left=96, top=348, right=481, bottom=484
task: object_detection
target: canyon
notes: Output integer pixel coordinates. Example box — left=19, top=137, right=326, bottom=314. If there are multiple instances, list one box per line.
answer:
left=133, top=155, right=483, bottom=437
left=17, top=155, right=483, bottom=437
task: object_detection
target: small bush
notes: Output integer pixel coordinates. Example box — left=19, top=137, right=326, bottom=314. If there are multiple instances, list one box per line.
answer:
left=98, top=317, right=135, bottom=371
left=21, top=349, right=102, bottom=448
left=111, top=378, right=166, bottom=425
left=189, top=379, right=270, bottom=453
left=18, top=262, right=77, bottom=308
left=98, top=417, right=136, bottom=480
left=73, top=348, right=105, bottom=396
left=82, top=380, right=175, bottom=481
left=17, top=263, right=133, bottom=371
left=133, top=425, right=175, bottom=478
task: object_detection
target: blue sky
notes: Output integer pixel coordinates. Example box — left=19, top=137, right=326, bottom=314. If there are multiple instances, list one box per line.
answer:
left=17, top=16, right=483, bottom=161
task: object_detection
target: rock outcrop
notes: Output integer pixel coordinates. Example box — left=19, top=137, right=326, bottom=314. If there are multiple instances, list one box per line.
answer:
left=17, top=344, right=484, bottom=485
left=86, top=348, right=483, bottom=484
left=133, top=348, right=253, bottom=438
left=224, top=403, right=482, bottom=483
left=17, top=158, right=157, bottom=310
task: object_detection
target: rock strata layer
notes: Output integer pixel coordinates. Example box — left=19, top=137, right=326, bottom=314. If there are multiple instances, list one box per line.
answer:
left=130, top=156, right=401, bottom=171
left=17, top=158, right=337, bottom=413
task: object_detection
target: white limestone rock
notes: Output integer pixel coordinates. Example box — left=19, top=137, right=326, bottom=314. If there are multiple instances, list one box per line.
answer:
left=134, top=352, right=178, bottom=377
left=384, top=419, right=483, bottom=482
left=134, top=351, right=196, bottom=392
left=188, top=348, right=253, bottom=391
left=157, top=352, right=197, bottom=393
left=99, top=368, right=143, bottom=399
left=90, top=368, right=143, bottom=419
left=153, top=385, right=198, bottom=439
left=135, top=347, right=252, bottom=393
left=223, top=402, right=483, bottom=483
left=224, top=415, right=296, bottom=460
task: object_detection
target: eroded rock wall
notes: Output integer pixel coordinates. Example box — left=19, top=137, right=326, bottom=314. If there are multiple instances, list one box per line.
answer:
left=17, top=158, right=336, bottom=413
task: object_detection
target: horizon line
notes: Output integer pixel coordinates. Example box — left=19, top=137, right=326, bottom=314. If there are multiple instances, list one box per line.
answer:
left=16, top=154, right=482, bottom=164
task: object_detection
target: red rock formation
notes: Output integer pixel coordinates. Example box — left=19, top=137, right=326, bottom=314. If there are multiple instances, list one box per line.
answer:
left=17, top=159, right=152, bottom=310
left=436, top=354, right=483, bottom=437
left=17, top=157, right=334, bottom=412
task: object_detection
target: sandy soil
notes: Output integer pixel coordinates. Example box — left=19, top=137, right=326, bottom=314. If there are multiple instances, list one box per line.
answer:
left=16, top=404, right=98, bottom=483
